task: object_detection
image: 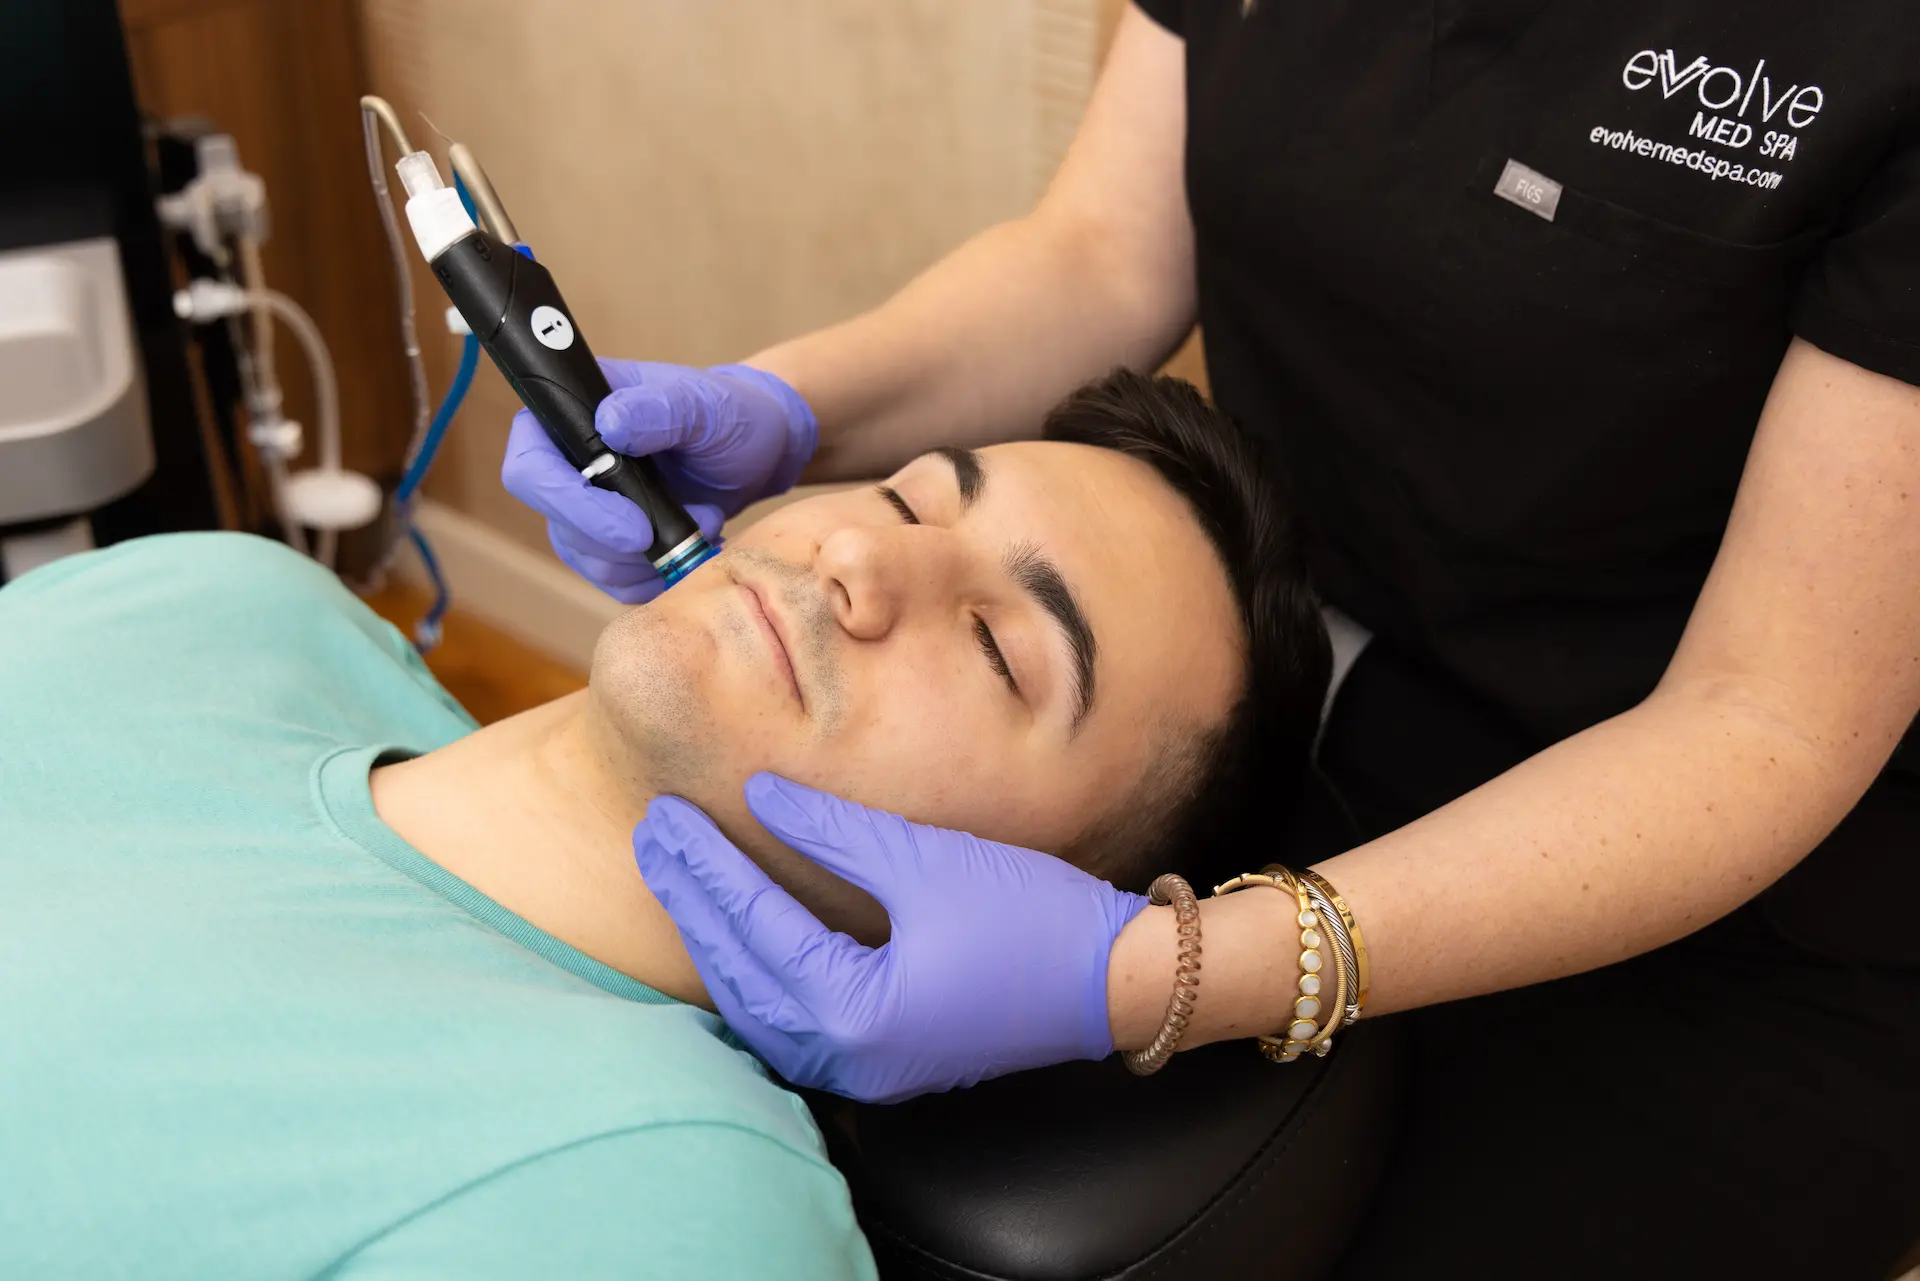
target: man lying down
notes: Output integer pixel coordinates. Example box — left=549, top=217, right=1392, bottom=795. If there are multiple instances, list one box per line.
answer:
left=0, top=371, right=1327, bottom=1279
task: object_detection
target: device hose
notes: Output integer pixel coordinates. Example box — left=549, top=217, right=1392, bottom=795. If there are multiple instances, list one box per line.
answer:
left=359, top=96, right=436, bottom=584
left=233, top=289, right=342, bottom=565
left=236, top=236, right=277, bottom=405
left=360, top=99, right=431, bottom=473
left=245, top=290, right=340, bottom=472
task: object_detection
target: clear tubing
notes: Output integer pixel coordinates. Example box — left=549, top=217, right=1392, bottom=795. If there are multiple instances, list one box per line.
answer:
left=360, top=98, right=433, bottom=510
left=222, top=311, right=277, bottom=426
left=245, top=289, right=341, bottom=566
left=235, top=236, right=277, bottom=410
left=229, top=237, right=284, bottom=536
left=248, top=290, right=339, bottom=471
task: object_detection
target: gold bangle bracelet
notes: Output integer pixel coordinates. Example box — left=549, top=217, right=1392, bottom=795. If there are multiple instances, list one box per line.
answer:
left=1216, top=865, right=1336, bottom=1063
left=1301, top=868, right=1369, bottom=1022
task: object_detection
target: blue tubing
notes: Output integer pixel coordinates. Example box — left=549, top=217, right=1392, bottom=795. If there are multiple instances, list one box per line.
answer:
left=396, top=176, right=526, bottom=646
left=397, top=173, right=483, bottom=503
left=453, top=172, right=479, bottom=221
left=397, top=333, right=478, bottom=505
left=397, top=188, right=478, bottom=653
left=407, top=523, right=451, bottom=653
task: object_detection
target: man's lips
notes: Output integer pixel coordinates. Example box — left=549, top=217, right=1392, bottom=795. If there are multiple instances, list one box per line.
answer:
left=740, top=579, right=803, bottom=707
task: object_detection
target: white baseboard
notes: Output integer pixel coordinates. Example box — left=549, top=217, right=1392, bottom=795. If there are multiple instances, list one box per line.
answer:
left=397, top=499, right=624, bottom=670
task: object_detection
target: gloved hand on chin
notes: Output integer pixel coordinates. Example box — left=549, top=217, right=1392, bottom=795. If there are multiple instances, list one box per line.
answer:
left=633, top=773, right=1150, bottom=1104
left=501, top=360, right=817, bottom=603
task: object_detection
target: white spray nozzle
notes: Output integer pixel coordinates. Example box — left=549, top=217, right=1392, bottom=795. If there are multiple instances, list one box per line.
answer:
left=399, top=165, right=476, bottom=264
left=396, top=149, right=475, bottom=263
left=395, top=151, right=445, bottom=199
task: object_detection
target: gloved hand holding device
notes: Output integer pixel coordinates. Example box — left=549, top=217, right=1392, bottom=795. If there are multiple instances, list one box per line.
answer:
left=634, top=773, right=1149, bottom=1104
left=502, top=361, right=818, bottom=603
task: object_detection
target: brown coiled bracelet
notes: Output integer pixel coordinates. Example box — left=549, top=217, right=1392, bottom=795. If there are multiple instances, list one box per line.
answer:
left=1121, top=873, right=1202, bottom=1076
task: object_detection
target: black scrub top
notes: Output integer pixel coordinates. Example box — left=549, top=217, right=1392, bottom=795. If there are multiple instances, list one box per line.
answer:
left=1137, top=0, right=1920, bottom=956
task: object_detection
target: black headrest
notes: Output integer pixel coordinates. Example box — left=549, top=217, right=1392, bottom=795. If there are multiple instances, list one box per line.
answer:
left=806, top=1020, right=1405, bottom=1281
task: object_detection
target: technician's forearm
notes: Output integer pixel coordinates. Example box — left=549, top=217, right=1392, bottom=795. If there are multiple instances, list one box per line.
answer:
left=1110, top=688, right=1871, bottom=1050
left=746, top=8, right=1196, bottom=481
left=750, top=210, right=1193, bottom=482
left=1309, top=688, right=1866, bottom=1018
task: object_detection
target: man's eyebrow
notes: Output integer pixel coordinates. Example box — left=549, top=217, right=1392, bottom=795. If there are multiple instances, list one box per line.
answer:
left=921, top=448, right=1097, bottom=726
left=930, top=445, right=985, bottom=510
left=1004, top=541, right=1098, bottom=731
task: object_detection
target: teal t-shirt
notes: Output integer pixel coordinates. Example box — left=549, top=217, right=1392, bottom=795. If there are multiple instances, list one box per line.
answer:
left=0, top=533, right=875, bottom=1281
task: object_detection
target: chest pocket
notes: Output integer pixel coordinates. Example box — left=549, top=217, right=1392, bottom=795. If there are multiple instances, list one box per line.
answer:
left=1365, top=148, right=1825, bottom=568
left=1538, top=176, right=1826, bottom=292
left=1460, top=153, right=1828, bottom=294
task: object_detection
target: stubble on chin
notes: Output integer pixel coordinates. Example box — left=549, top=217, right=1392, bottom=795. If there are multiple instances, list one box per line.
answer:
left=587, top=604, right=724, bottom=799
left=587, top=544, right=851, bottom=809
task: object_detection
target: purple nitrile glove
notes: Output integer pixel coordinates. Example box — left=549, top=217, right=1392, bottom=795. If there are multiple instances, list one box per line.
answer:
left=501, top=360, right=817, bottom=604
left=633, top=773, right=1150, bottom=1103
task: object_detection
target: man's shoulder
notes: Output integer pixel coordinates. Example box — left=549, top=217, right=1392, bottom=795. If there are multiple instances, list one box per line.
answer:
left=4, top=530, right=349, bottom=612
left=284, top=987, right=869, bottom=1278
left=0, top=531, right=472, bottom=779
left=7, top=529, right=299, bottom=582
left=0, top=532, right=369, bottom=652
left=328, top=1117, right=874, bottom=1279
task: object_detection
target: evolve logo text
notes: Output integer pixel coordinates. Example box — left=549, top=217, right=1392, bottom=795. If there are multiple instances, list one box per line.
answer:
left=1621, top=50, right=1820, bottom=160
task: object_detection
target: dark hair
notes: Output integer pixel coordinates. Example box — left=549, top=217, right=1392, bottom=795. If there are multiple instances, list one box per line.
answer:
left=1043, top=368, right=1331, bottom=892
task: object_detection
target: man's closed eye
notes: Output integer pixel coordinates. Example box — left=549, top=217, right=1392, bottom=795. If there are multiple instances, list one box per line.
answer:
left=875, top=485, right=919, bottom=526
left=875, top=484, right=1019, bottom=697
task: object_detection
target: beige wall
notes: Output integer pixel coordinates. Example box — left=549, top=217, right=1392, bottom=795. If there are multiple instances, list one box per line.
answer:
left=359, top=0, right=1107, bottom=556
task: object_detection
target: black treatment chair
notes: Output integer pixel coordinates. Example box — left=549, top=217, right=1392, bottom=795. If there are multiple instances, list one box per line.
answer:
left=806, top=770, right=1409, bottom=1281
left=806, top=1018, right=1405, bottom=1281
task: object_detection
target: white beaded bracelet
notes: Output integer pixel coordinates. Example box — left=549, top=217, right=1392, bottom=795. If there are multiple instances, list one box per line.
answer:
left=1299, top=877, right=1360, bottom=1030
left=1211, top=865, right=1346, bottom=1064
left=1277, top=889, right=1349, bottom=1063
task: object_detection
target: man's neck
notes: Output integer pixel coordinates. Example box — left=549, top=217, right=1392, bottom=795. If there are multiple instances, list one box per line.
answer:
left=368, top=692, right=708, bottom=1006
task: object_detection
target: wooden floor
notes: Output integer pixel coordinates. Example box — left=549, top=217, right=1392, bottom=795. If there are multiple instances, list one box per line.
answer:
left=362, top=583, right=585, bottom=725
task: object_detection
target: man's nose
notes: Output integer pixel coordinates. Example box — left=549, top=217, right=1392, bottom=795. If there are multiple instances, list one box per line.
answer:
left=815, top=524, right=961, bottom=641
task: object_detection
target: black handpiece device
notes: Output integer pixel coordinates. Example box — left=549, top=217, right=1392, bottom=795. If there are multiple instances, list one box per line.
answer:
left=405, top=160, right=716, bottom=586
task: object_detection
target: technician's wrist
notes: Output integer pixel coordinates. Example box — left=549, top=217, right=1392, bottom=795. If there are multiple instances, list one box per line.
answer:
left=1106, top=902, right=1181, bottom=1053
left=1105, top=876, right=1308, bottom=1056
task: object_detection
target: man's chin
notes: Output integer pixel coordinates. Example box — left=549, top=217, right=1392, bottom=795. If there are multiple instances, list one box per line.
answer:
left=584, top=606, right=729, bottom=800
